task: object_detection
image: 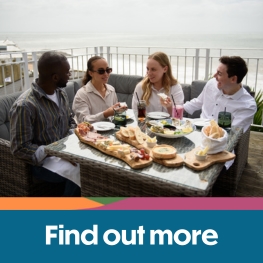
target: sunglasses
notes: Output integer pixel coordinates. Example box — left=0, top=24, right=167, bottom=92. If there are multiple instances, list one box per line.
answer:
left=91, top=68, right=112, bottom=75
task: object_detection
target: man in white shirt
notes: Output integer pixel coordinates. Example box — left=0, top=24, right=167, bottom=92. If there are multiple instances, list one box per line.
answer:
left=184, top=56, right=256, bottom=133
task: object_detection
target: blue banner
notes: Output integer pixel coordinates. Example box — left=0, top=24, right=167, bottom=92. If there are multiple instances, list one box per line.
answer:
left=0, top=210, right=262, bottom=262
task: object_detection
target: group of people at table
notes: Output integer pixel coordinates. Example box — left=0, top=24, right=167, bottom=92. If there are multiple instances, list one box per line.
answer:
left=9, top=51, right=257, bottom=196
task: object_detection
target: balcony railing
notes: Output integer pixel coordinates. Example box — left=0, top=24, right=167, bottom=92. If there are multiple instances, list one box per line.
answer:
left=1, top=46, right=263, bottom=97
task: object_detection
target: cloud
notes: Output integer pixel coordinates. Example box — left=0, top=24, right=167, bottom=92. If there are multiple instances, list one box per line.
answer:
left=0, top=0, right=263, bottom=33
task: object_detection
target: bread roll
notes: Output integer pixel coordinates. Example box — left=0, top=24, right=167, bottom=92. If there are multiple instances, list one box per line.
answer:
left=120, top=127, right=129, bottom=137
left=219, top=127, right=224, bottom=137
left=209, top=132, right=220, bottom=139
left=204, top=126, right=211, bottom=136
left=127, top=126, right=136, bottom=140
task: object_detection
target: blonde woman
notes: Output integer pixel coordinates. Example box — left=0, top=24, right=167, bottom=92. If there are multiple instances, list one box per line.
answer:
left=132, top=52, right=184, bottom=116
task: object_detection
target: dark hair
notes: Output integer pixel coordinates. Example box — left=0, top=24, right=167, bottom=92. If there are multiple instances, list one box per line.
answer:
left=38, top=51, right=67, bottom=78
left=219, top=56, right=248, bottom=83
left=82, top=56, right=105, bottom=85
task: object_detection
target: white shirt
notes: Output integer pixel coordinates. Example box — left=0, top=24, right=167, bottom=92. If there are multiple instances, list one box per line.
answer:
left=184, top=78, right=257, bottom=132
left=132, top=82, right=184, bottom=113
left=46, top=92, right=59, bottom=106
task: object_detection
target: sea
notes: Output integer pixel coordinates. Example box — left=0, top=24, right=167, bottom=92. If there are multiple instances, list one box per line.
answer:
left=1, top=32, right=263, bottom=51
left=1, top=32, right=263, bottom=91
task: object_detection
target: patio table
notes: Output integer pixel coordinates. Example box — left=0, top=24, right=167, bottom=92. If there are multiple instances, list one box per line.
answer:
left=45, top=114, right=242, bottom=197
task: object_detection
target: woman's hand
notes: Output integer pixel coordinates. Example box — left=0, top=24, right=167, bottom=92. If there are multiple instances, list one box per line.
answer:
left=103, top=103, right=120, bottom=118
left=160, top=97, right=172, bottom=108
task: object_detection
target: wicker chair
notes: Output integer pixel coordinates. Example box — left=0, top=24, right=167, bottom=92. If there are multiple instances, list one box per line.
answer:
left=0, top=92, right=65, bottom=197
left=213, top=128, right=251, bottom=196
left=0, top=138, right=65, bottom=196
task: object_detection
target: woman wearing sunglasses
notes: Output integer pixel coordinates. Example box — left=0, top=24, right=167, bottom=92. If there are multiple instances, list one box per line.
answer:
left=131, top=51, right=184, bottom=116
left=73, top=56, right=126, bottom=123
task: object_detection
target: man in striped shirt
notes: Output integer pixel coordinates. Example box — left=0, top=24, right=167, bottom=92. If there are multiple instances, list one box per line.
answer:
left=10, top=51, right=80, bottom=196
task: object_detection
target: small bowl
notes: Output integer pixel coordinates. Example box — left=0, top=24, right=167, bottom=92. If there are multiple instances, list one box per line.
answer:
left=163, top=125, right=177, bottom=131
left=146, top=141, right=157, bottom=148
left=195, top=152, right=207, bottom=161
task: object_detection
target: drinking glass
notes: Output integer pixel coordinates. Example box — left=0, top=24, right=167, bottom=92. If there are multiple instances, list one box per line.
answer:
left=113, top=110, right=127, bottom=127
left=218, top=111, right=231, bottom=129
left=172, top=105, right=184, bottom=120
left=137, top=100, right=146, bottom=119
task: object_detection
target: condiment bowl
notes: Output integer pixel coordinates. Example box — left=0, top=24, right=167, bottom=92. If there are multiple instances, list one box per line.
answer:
left=163, top=125, right=177, bottom=131
left=146, top=141, right=157, bottom=148
left=195, top=152, right=207, bottom=161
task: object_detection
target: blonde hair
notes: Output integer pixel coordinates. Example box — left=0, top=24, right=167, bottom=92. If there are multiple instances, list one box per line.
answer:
left=141, top=52, right=177, bottom=105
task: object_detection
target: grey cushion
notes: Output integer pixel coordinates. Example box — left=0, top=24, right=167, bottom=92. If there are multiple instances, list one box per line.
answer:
left=74, top=79, right=82, bottom=94
left=108, top=74, right=143, bottom=108
left=243, top=85, right=251, bottom=95
left=0, top=92, right=22, bottom=140
left=187, top=80, right=207, bottom=118
left=64, top=79, right=82, bottom=112
left=64, top=81, right=75, bottom=112
left=181, top=83, right=191, bottom=103
left=181, top=83, right=191, bottom=117
left=190, top=80, right=207, bottom=100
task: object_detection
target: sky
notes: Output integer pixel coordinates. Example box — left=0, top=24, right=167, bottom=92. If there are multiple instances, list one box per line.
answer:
left=0, top=0, right=263, bottom=34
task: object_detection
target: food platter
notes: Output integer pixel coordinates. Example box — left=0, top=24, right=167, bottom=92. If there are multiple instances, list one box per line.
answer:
left=75, top=123, right=153, bottom=169
left=92, top=122, right=115, bottom=131
left=147, top=111, right=170, bottom=119
left=148, top=129, right=195, bottom=138
left=115, top=129, right=184, bottom=168
left=147, top=119, right=196, bottom=138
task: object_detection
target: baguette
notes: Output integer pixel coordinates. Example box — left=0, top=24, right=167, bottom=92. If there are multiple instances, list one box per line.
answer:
left=134, top=127, right=144, bottom=144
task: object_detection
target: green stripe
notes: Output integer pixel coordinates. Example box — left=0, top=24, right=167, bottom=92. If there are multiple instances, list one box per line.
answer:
left=87, top=197, right=126, bottom=205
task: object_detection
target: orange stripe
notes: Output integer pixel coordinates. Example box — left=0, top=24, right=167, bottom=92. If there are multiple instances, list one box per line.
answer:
left=0, top=197, right=103, bottom=210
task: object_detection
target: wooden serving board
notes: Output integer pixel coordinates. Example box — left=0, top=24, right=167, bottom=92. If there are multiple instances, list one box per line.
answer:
left=184, top=147, right=236, bottom=171
left=75, top=129, right=153, bottom=169
left=115, top=131, right=184, bottom=168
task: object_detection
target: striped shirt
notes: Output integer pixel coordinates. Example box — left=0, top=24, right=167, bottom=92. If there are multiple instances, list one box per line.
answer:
left=10, top=81, right=75, bottom=165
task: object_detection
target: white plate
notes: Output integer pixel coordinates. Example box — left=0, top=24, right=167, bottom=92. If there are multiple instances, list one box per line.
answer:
left=147, top=112, right=170, bottom=119
left=192, top=119, right=210, bottom=127
left=126, top=108, right=134, bottom=120
left=92, top=122, right=115, bottom=131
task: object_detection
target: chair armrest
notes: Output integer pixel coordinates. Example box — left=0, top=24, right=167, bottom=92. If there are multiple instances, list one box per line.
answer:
left=0, top=138, right=32, bottom=196
left=0, top=138, right=66, bottom=197
left=214, top=128, right=251, bottom=196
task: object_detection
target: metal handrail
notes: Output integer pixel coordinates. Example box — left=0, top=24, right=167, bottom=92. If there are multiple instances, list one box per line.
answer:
left=1, top=46, right=263, bottom=96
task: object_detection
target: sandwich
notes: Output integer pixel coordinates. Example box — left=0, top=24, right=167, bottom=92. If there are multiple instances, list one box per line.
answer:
left=157, top=93, right=168, bottom=100
left=119, top=102, right=128, bottom=107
